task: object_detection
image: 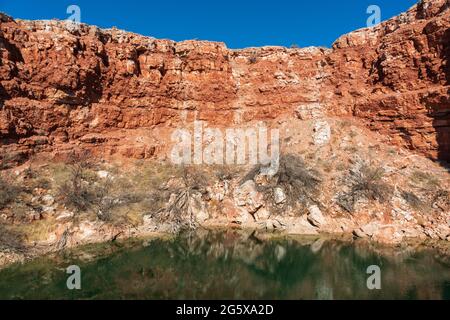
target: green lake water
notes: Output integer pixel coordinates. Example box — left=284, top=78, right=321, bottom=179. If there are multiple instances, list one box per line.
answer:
left=0, top=230, right=449, bottom=300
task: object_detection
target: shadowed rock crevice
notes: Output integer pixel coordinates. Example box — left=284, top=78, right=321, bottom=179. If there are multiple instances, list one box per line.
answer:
left=442, top=28, right=450, bottom=85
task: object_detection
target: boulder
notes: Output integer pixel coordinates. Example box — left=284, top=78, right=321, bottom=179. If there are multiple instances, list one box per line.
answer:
left=353, top=228, right=368, bottom=238
left=254, top=207, right=271, bottom=221
left=234, top=180, right=264, bottom=214
left=235, top=208, right=256, bottom=226
left=313, top=120, right=331, bottom=146
left=41, top=194, right=55, bottom=206
left=189, top=194, right=209, bottom=223
left=371, top=226, right=404, bottom=244
left=307, top=205, right=326, bottom=227
left=97, top=170, right=110, bottom=179
left=360, top=222, right=381, bottom=237
left=283, top=216, right=319, bottom=235
left=273, top=187, right=286, bottom=204
left=55, top=210, right=74, bottom=221
left=262, top=219, right=284, bottom=231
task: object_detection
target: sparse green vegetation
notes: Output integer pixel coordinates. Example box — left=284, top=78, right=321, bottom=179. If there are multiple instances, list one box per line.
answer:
left=338, top=119, right=352, bottom=128
left=387, top=148, right=397, bottom=156
left=0, top=153, right=21, bottom=170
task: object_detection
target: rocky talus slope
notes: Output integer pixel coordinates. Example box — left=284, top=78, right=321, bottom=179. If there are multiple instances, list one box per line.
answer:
left=0, top=0, right=449, bottom=266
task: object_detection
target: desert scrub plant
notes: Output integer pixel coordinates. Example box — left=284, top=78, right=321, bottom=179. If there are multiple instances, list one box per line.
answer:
left=55, top=151, right=120, bottom=221
left=213, top=164, right=242, bottom=182
left=22, top=166, right=52, bottom=190
left=57, top=151, right=95, bottom=213
left=431, top=189, right=449, bottom=211
left=349, top=129, right=358, bottom=138
left=410, top=170, right=441, bottom=191
left=0, top=223, right=25, bottom=251
left=150, top=165, right=211, bottom=232
left=248, top=53, right=258, bottom=64
left=56, top=159, right=141, bottom=223
left=338, top=119, right=352, bottom=128
left=0, top=175, right=22, bottom=210
left=400, top=190, right=424, bottom=211
left=408, top=170, right=448, bottom=210
left=337, top=161, right=392, bottom=213
left=0, top=152, right=23, bottom=170
left=241, top=154, right=322, bottom=214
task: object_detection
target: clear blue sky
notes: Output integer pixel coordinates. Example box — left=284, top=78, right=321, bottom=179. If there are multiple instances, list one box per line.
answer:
left=1, top=0, right=418, bottom=48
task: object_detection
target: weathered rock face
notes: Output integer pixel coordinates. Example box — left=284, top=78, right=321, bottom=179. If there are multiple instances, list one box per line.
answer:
left=326, top=0, right=450, bottom=162
left=0, top=0, right=449, bottom=165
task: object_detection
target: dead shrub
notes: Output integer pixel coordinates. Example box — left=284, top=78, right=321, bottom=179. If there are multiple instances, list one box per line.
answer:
left=0, top=175, right=21, bottom=209
left=57, top=151, right=99, bottom=213
left=410, top=170, right=441, bottom=190
left=150, top=166, right=210, bottom=232
left=337, top=162, right=392, bottom=213
left=401, top=190, right=424, bottom=210
left=242, top=154, right=322, bottom=214
left=431, top=189, right=449, bottom=211
left=0, top=223, right=25, bottom=252
left=248, top=54, right=258, bottom=64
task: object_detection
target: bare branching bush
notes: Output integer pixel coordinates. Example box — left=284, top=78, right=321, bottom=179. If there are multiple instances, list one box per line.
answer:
left=215, top=165, right=241, bottom=182
left=90, top=178, right=116, bottom=222
left=411, top=170, right=441, bottom=190
left=248, top=54, right=257, bottom=64
left=151, top=166, right=210, bottom=232
left=337, top=162, right=392, bottom=213
left=57, top=151, right=95, bottom=213
left=242, top=154, right=322, bottom=214
left=0, top=153, right=20, bottom=170
left=431, top=189, right=449, bottom=211
left=408, top=170, right=448, bottom=212
left=57, top=153, right=142, bottom=223
left=0, top=223, right=25, bottom=252
left=0, top=175, right=21, bottom=209
left=401, top=190, right=424, bottom=210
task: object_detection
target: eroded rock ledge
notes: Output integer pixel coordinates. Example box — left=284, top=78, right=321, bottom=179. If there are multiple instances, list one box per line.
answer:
left=0, top=0, right=449, bottom=165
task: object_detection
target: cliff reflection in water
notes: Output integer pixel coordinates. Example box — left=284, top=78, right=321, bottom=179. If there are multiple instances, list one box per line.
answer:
left=0, top=229, right=449, bottom=300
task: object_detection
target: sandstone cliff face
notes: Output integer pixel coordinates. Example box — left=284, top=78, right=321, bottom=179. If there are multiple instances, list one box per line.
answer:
left=0, top=0, right=449, bottom=165
left=326, top=0, right=450, bottom=162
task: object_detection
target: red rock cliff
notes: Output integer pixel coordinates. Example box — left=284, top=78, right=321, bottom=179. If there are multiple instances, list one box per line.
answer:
left=0, top=0, right=449, bottom=165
